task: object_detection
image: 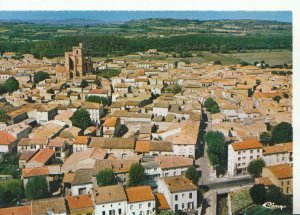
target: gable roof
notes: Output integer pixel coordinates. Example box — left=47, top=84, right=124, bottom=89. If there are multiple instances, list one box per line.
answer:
left=266, top=164, right=293, bottom=180
left=72, top=169, right=94, bottom=185
left=263, top=142, right=292, bottom=155
left=27, top=148, right=55, bottom=164
left=155, top=156, right=193, bottom=169
left=0, top=131, right=16, bottom=145
left=231, top=138, right=263, bottom=151
left=94, top=184, right=127, bottom=204
left=66, top=195, right=94, bottom=210
left=162, top=176, right=197, bottom=193
left=31, top=197, right=67, bottom=215
left=0, top=205, right=31, bottom=215
left=126, top=186, right=155, bottom=203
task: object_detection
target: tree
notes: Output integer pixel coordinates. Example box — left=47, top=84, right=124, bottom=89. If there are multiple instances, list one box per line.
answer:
left=273, top=95, right=282, bottom=103
left=25, top=176, right=50, bottom=200
left=86, top=95, right=109, bottom=105
left=0, top=84, right=7, bottom=95
left=80, top=79, right=89, bottom=88
left=249, top=184, right=266, bottom=204
left=96, top=169, right=116, bottom=186
left=204, top=98, right=220, bottom=114
left=0, top=179, right=24, bottom=207
left=266, top=185, right=282, bottom=204
left=283, top=93, right=289, bottom=98
left=0, top=109, right=11, bottom=124
left=128, top=163, right=145, bottom=187
left=34, top=71, right=49, bottom=83
left=5, top=77, right=19, bottom=93
left=259, top=132, right=272, bottom=146
left=247, top=159, right=265, bottom=178
left=185, top=166, right=201, bottom=185
left=70, top=109, right=91, bottom=130
left=213, top=60, right=222, bottom=65
left=204, top=131, right=227, bottom=167
left=271, top=122, right=293, bottom=144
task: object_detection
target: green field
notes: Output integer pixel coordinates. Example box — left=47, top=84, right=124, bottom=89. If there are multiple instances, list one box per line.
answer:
left=228, top=50, right=292, bottom=65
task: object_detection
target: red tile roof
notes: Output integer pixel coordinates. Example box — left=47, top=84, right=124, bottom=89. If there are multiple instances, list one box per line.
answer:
left=0, top=205, right=31, bottom=215
left=231, top=138, right=262, bottom=151
left=22, top=166, right=49, bottom=178
left=126, top=186, right=155, bottom=203
left=0, top=131, right=16, bottom=145
left=66, top=195, right=94, bottom=209
left=28, top=148, right=55, bottom=164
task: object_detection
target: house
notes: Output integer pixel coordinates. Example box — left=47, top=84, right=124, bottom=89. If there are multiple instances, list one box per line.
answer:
left=153, top=102, right=170, bottom=117
left=37, top=104, right=58, bottom=124
left=47, top=137, right=71, bottom=161
left=114, top=83, right=131, bottom=94
left=93, top=159, right=138, bottom=185
left=155, top=156, right=193, bottom=177
left=261, top=164, right=293, bottom=195
left=19, top=150, right=38, bottom=168
left=72, top=136, right=91, bottom=153
left=135, top=141, right=173, bottom=156
left=71, top=169, right=94, bottom=196
left=18, top=137, right=48, bottom=152
left=87, top=88, right=109, bottom=100
left=65, top=194, right=94, bottom=215
left=102, top=117, right=121, bottom=138
left=96, top=137, right=136, bottom=158
left=94, top=184, right=128, bottom=215
left=126, top=186, right=156, bottom=215
left=0, top=131, right=17, bottom=153
left=82, top=102, right=104, bottom=124
left=61, top=147, right=107, bottom=173
left=262, top=142, right=293, bottom=166
left=5, top=122, right=31, bottom=140
left=228, top=138, right=263, bottom=176
left=157, top=176, right=197, bottom=212
left=31, top=197, right=67, bottom=215
left=24, top=148, right=55, bottom=168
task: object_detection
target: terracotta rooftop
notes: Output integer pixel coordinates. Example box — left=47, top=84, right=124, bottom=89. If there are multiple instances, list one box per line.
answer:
left=18, top=137, right=48, bottom=146
left=126, top=186, right=155, bottom=203
left=162, top=176, right=197, bottom=193
left=22, top=166, right=49, bottom=178
left=72, top=169, right=93, bottom=185
left=231, top=138, right=263, bottom=151
left=155, top=156, right=193, bottom=169
left=73, top=136, right=90, bottom=145
left=66, top=195, right=94, bottom=210
left=63, top=172, right=75, bottom=184
left=94, top=184, right=127, bottom=204
left=27, top=148, right=55, bottom=164
left=31, top=197, right=67, bottom=215
left=154, top=193, right=170, bottom=210
left=0, top=205, right=31, bottom=215
left=0, top=131, right=16, bottom=145
left=255, top=177, right=273, bottom=186
left=263, top=142, right=292, bottom=155
left=266, top=164, right=293, bottom=180
left=103, top=117, right=118, bottom=127
left=88, top=89, right=108, bottom=94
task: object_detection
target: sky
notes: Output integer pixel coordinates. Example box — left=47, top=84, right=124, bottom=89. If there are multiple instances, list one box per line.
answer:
left=0, top=11, right=292, bottom=23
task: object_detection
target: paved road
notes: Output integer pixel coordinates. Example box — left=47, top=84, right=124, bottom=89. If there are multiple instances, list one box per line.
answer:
left=206, top=175, right=253, bottom=190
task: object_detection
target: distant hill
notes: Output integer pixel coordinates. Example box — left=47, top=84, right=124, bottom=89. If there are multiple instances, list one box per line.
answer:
left=0, top=18, right=106, bottom=25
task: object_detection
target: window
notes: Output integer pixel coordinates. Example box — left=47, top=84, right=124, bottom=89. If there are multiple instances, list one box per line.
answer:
left=182, top=194, right=185, bottom=198
left=130, top=205, right=133, bottom=210
left=102, top=212, right=106, bottom=215
left=139, top=204, right=142, bottom=209
left=175, top=195, right=178, bottom=201
left=182, top=203, right=185, bottom=209
left=189, top=192, right=192, bottom=199
left=238, top=151, right=241, bottom=155
left=238, top=157, right=241, bottom=161
left=148, top=203, right=151, bottom=207
left=118, top=209, right=122, bottom=215
left=250, top=156, right=253, bottom=159
left=250, top=150, right=253, bottom=153
left=109, top=210, right=115, bottom=215
left=281, top=181, right=284, bottom=186
left=287, top=181, right=290, bottom=185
